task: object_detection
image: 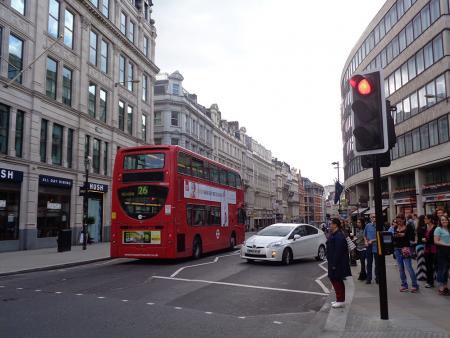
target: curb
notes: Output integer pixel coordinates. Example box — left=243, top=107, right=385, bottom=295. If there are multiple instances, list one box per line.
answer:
left=319, top=276, right=355, bottom=338
left=0, top=257, right=111, bottom=277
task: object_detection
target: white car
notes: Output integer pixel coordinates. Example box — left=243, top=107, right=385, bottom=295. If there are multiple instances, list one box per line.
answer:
left=240, top=223, right=327, bottom=265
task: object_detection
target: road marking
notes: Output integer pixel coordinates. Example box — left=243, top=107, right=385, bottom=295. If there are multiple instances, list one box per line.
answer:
left=205, top=312, right=212, bottom=315
left=273, top=321, right=283, bottom=325
left=55, top=291, right=62, bottom=294
left=35, top=289, right=42, bottom=292
left=16, top=287, right=23, bottom=290
left=146, top=302, right=154, bottom=305
left=315, top=260, right=330, bottom=294
left=97, top=296, right=105, bottom=299
left=76, top=293, right=83, bottom=296
left=238, top=316, right=246, bottom=319
left=122, top=299, right=129, bottom=302
left=152, top=276, right=328, bottom=296
left=175, top=307, right=182, bottom=310
left=0, top=286, right=5, bottom=288
left=170, top=251, right=240, bottom=278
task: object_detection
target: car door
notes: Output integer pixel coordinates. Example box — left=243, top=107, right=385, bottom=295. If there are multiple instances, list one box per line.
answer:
left=304, top=225, right=320, bottom=257
left=290, top=226, right=308, bottom=258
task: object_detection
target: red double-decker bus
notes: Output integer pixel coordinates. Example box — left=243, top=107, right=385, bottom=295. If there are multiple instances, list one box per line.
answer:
left=110, top=145, right=245, bottom=259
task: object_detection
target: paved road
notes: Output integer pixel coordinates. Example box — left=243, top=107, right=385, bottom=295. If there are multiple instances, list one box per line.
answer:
left=0, top=250, right=331, bottom=338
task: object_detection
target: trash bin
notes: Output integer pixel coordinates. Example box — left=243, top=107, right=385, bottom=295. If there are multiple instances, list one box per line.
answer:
left=57, top=229, right=72, bottom=252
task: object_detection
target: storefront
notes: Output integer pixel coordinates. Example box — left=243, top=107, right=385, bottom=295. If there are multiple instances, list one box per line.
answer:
left=394, top=197, right=417, bottom=217
left=0, top=168, right=23, bottom=241
left=37, top=175, right=72, bottom=238
left=85, top=182, right=108, bottom=243
left=423, top=194, right=450, bottom=215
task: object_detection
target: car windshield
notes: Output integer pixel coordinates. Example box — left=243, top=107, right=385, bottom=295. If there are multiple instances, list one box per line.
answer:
left=257, top=225, right=294, bottom=237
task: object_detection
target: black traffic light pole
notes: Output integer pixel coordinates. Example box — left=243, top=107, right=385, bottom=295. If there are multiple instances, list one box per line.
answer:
left=372, top=154, right=389, bottom=320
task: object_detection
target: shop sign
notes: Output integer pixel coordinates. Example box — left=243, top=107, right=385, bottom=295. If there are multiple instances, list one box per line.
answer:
left=394, top=197, right=416, bottom=205
left=39, top=175, right=73, bottom=188
left=0, top=168, right=23, bottom=182
left=382, top=199, right=389, bottom=206
left=423, top=194, right=450, bottom=202
left=0, top=200, right=6, bottom=208
left=86, top=182, right=108, bottom=192
left=47, top=202, right=62, bottom=210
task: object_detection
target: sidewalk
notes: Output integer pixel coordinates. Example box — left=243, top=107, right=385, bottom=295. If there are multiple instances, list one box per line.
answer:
left=321, top=256, right=450, bottom=337
left=0, top=243, right=110, bottom=276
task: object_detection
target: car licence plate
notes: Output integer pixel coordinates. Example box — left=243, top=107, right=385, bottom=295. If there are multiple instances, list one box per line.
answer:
left=247, top=249, right=260, bottom=254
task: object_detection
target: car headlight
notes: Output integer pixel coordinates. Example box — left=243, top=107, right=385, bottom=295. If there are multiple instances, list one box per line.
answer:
left=268, top=241, right=283, bottom=248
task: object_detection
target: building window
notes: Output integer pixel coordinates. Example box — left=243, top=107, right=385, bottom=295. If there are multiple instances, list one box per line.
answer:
left=64, top=10, right=74, bottom=49
left=48, top=0, right=60, bottom=38
left=99, top=89, right=107, bottom=123
left=52, top=124, right=63, bottom=165
left=93, top=138, right=100, bottom=174
left=171, top=111, right=179, bottom=126
left=120, top=12, right=126, bottom=35
left=11, top=0, right=26, bottom=15
left=15, top=111, right=24, bottom=158
left=429, top=120, right=439, bottom=147
left=119, top=55, right=125, bottom=85
left=103, top=142, right=108, bottom=175
left=141, top=114, right=147, bottom=141
left=40, top=119, right=48, bottom=162
left=85, top=134, right=90, bottom=158
left=127, top=106, right=133, bottom=134
left=412, top=128, right=420, bottom=153
left=154, top=138, right=161, bottom=145
left=172, top=83, right=180, bottom=95
left=100, top=39, right=108, bottom=73
left=89, top=31, right=97, bottom=65
left=144, top=36, right=149, bottom=57
left=88, top=83, right=96, bottom=117
left=127, top=62, right=134, bottom=91
left=128, top=20, right=134, bottom=43
left=420, top=124, right=429, bottom=150
left=0, top=104, right=10, bottom=155
left=118, top=100, right=125, bottom=131
left=89, top=0, right=98, bottom=7
left=67, top=128, right=73, bottom=168
left=142, top=74, right=148, bottom=102
left=154, top=111, right=161, bottom=125
left=438, top=116, right=449, bottom=143
left=171, top=138, right=179, bottom=145
left=101, top=0, right=109, bottom=18
left=8, top=34, right=24, bottom=83
left=46, top=57, right=58, bottom=99
left=62, top=67, right=72, bottom=106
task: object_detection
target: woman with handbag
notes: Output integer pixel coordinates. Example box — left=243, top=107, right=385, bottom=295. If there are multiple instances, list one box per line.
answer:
left=327, top=218, right=351, bottom=308
left=434, top=215, right=450, bottom=295
left=393, top=214, right=419, bottom=293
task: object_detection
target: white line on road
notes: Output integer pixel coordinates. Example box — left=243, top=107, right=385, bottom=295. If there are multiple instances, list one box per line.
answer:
left=175, top=307, right=182, bottom=310
left=16, top=287, right=23, bottom=290
left=122, top=299, right=129, bottom=302
left=273, top=321, right=283, bottom=325
left=170, top=251, right=240, bottom=278
left=55, top=291, right=62, bottom=294
left=76, top=293, right=83, bottom=296
left=35, top=289, right=41, bottom=292
left=152, top=275, right=328, bottom=296
left=0, top=286, right=5, bottom=288
left=314, top=260, right=330, bottom=294
left=97, top=296, right=105, bottom=299
left=146, top=302, right=154, bottom=305
left=238, top=316, right=246, bottom=319
left=205, top=312, right=212, bottom=315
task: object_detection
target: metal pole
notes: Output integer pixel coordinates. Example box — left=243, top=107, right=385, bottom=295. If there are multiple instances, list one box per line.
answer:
left=372, top=155, right=388, bottom=320
left=83, top=159, right=88, bottom=250
left=337, top=162, right=341, bottom=213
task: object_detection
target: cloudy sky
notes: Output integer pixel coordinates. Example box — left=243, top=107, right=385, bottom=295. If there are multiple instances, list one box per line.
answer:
left=153, top=0, right=386, bottom=186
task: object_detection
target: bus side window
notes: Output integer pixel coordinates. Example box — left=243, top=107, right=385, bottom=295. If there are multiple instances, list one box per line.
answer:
left=193, top=206, right=205, bottom=226
left=236, top=174, right=242, bottom=188
left=219, top=170, right=227, bottom=185
left=186, top=205, right=193, bottom=225
left=203, top=163, right=210, bottom=181
left=238, top=208, right=246, bottom=224
left=210, top=165, right=219, bottom=183
left=178, top=153, right=191, bottom=175
left=191, top=158, right=204, bottom=178
left=227, top=172, right=236, bottom=188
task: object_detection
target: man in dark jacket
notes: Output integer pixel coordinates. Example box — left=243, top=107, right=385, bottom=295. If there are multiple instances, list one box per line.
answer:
left=327, top=218, right=352, bottom=308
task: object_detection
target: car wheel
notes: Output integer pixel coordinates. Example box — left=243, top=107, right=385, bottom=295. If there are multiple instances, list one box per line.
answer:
left=246, top=259, right=254, bottom=263
left=192, top=238, right=202, bottom=259
left=315, top=245, right=326, bottom=261
left=229, top=234, right=236, bottom=250
left=282, top=248, right=293, bottom=265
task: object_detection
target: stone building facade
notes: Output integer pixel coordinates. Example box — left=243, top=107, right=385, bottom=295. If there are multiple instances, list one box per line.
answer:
left=0, top=0, right=157, bottom=251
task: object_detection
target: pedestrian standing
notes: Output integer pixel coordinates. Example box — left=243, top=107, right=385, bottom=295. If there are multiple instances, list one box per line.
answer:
left=354, top=218, right=367, bottom=281
left=415, top=215, right=427, bottom=281
left=393, top=214, right=419, bottom=292
left=364, top=215, right=379, bottom=284
left=327, top=218, right=351, bottom=309
left=422, top=214, right=437, bottom=288
left=434, top=215, right=450, bottom=295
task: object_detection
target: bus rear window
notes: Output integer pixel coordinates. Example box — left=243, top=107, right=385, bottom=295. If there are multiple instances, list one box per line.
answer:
left=118, top=185, right=168, bottom=220
left=124, top=153, right=165, bottom=170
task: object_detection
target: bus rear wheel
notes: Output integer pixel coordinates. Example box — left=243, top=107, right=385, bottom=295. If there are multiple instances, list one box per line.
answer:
left=192, top=238, right=202, bottom=259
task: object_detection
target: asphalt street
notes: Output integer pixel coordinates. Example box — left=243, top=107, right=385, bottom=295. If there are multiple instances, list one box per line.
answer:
left=0, top=250, right=331, bottom=338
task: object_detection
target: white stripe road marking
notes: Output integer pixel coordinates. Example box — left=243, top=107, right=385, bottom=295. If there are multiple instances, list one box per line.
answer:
left=97, top=296, right=105, bottom=299
left=16, top=288, right=23, bottom=290
left=315, top=279, right=330, bottom=294
left=152, top=276, right=328, bottom=296
left=146, top=302, right=154, bottom=305
left=175, top=307, right=182, bottom=310
left=315, top=261, right=330, bottom=294
left=55, top=292, right=62, bottom=294
left=238, top=317, right=246, bottom=319
left=0, top=286, right=5, bottom=288
left=76, top=293, right=83, bottom=296
left=319, top=260, right=328, bottom=272
left=205, top=312, right=212, bottom=315
left=35, top=290, right=42, bottom=292
left=273, top=321, right=283, bottom=325
left=122, top=300, right=129, bottom=302
left=170, top=251, right=240, bottom=278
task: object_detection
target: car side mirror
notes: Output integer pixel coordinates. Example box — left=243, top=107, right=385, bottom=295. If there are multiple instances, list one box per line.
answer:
left=294, top=234, right=301, bottom=240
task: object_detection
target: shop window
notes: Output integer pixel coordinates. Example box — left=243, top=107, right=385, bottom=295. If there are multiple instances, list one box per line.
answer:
left=37, top=188, right=70, bottom=238
left=0, top=183, right=21, bottom=241
left=0, top=104, right=9, bottom=155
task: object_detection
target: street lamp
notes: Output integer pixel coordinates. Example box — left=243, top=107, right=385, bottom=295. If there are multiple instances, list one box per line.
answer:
left=331, top=161, right=341, bottom=213
left=82, top=156, right=92, bottom=250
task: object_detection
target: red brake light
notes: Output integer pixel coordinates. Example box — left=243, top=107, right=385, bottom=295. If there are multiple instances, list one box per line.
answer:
left=357, top=78, right=372, bottom=96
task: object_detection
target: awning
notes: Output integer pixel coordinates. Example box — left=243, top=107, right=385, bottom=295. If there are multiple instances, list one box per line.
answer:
left=352, top=208, right=369, bottom=215
left=364, top=207, right=388, bottom=215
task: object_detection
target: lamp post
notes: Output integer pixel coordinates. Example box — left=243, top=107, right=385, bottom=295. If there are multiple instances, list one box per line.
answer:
left=331, top=161, right=341, bottom=213
left=82, top=156, right=91, bottom=250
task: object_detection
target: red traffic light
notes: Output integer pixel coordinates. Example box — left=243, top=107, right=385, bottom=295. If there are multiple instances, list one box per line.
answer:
left=349, top=75, right=373, bottom=96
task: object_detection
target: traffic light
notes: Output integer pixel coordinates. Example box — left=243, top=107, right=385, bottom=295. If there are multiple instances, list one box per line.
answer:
left=349, top=71, right=388, bottom=156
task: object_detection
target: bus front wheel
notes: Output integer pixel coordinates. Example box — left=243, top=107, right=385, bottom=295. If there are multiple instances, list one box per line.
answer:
left=193, top=238, right=202, bottom=259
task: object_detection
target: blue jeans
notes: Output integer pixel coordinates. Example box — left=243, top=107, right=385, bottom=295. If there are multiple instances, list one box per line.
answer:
left=366, top=246, right=378, bottom=282
left=436, top=249, right=450, bottom=287
left=394, top=248, right=418, bottom=288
